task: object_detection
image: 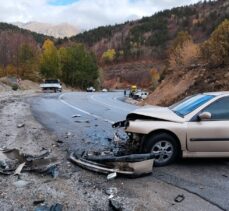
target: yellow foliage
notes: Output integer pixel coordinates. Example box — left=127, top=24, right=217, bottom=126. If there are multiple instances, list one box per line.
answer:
left=171, top=31, right=192, bottom=50
left=150, top=68, right=160, bottom=81
left=0, top=67, right=4, bottom=77
left=6, top=65, right=17, bottom=76
left=101, top=49, right=116, bottom=63
left=169, top=40, right=199, bottom=69
left=40, top=39, right=60, bottom=78
left=169, top=31, right=199, bottom=69
left=201, top=19, right=229, bottom=66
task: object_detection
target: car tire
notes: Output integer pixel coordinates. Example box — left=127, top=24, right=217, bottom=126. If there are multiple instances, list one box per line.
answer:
left=143, top=133, right=179, bottom=167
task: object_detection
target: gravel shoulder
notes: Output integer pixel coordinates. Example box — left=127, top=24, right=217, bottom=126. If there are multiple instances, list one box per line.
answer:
left=0, top=91, right=221, bottom=211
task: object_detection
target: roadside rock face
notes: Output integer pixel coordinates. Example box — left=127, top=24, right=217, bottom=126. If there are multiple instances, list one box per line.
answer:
left=146, top=65, right=229, bottom=106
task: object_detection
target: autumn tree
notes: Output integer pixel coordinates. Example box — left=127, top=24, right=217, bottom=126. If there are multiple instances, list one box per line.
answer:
left=18, top=43, right=40, bottom=81
left=0, top=32, right=11, bottom=76
left=201, top=19, right=229, bottom=66
left=169, top=31, right=199, bottom=69
left=40, top=39, right=60, bottom=78
left=60, top=44, right=98, bottom=89
left=101, top=49, right=116, bottom=63
left=150, top=68, right=160, bottom=90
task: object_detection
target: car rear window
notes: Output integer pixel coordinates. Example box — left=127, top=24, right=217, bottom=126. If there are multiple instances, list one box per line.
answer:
left=170, top=94, right=215, bottom=117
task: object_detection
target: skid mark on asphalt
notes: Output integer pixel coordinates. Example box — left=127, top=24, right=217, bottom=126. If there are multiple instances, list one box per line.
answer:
left=58, top=94, right=115, bottom=124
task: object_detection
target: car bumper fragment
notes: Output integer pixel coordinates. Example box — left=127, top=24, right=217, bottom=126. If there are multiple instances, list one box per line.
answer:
left=69, top=152, right=154, bottom=177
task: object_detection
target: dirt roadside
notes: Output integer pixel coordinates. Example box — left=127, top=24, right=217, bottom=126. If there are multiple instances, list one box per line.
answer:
left=0, top=91, right=221, bottom=211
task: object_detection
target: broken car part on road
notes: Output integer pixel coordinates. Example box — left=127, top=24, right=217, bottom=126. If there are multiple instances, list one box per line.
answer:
left=69, top=151, right=154, bottom=178
left=0, top=148, right=59, bottom=176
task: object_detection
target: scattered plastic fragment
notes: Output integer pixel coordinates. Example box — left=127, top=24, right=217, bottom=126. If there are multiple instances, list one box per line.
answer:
left=33, top=199, right=45, bottom=206
left=107, top=172, right=117, bottom=180
left=72, top=114, right=81, bottom=118
left=174, top=194, right=185, bottom=203
left=17, top=123, right=25, bottom=128
left=14, top=162, right=26, bottom=176
left=0, top=149, right=59, bottom=176
left=109, top=198, right=122, bottom=211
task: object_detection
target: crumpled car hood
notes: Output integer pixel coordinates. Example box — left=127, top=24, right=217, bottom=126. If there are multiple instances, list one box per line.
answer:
left=127, top=106, right=185, bottom=123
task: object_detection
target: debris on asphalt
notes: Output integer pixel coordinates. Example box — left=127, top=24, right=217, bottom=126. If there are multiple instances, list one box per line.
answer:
left=56, top=140, right=64, bottom=144
left=13, top=180, right=31, bottom=188
left=107, top=172, right=117, bottom=180
left=34, top=203, right=63, bottom=211
left=33, top=199, right=45, bottom=206
left=17, top=123, right=25, bottom=128
left=105, top=187, right=118, bottom=199
left=0, top=149, right=59, bottom=176
left=109, top=197, right=122, bottom=211
left=14, top=162, right=26, bottom=176
left=65, top=132, right=72, bottom=138
left=69, top=151, right=154, bottom=178
left=174, top=194, right=185, bottom=203
left=74, top=120, right=90, bottom=123
left=106, top=137, right=112, bottom=142
left=72, top=114, right=81, bottom=118
left=45, top=165, right=59, bottom=178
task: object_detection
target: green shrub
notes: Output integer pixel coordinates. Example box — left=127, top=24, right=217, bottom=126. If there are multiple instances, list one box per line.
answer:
left=11, top=84, right=19, bottom=91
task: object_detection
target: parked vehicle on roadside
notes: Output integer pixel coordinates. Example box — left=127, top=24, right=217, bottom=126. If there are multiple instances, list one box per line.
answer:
left=102, top=88, right=108, bottom=92
left=113, top=92, right=229, bottom=166
left=133, top=91, right=149, bottom=100
left=40, top=79, right=62, bottom=92
left=86, top=86, right=96, bottom=92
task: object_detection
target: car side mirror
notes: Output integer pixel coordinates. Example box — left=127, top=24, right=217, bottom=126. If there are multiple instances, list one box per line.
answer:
left=198, top=112, right=212, bottom=121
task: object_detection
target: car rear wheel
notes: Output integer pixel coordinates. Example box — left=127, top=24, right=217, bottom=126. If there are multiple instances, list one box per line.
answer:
left=143, top=133, right=179, bottom=167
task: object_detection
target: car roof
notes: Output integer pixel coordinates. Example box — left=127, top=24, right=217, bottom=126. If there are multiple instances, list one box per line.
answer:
left=202, top=91, right=229, bottom=96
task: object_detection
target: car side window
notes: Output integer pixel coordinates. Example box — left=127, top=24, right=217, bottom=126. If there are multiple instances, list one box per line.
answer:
left=203, top=97, right=229, bottom=120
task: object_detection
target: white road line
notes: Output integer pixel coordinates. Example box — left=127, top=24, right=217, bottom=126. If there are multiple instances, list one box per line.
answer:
left=58, top=94, right=115, bottom=124
left=90, top=94, right=130, bottom=112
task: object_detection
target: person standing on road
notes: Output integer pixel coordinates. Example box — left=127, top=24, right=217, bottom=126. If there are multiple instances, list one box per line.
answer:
left=124, top=89, right=126, bottom=96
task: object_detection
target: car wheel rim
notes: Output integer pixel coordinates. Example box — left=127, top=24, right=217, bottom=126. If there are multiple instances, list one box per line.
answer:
left=151, top=140, right=174, bottom=164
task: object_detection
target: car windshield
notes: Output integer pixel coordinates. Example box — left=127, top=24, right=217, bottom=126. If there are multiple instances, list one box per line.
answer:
left=45, top=80, right=59, bottom=84
left=169, top=94, right=215, bottom=117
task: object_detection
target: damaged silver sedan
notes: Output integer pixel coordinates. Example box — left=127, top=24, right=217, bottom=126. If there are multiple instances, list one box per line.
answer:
left=114, top=92, right=229, bottom=166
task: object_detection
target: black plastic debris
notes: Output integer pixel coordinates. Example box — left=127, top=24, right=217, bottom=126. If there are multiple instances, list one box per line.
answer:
left=174, top=194, right=185, bottom=203
left=45, top=165, right=59, bottom=178
left=33, top=199, right=45, bottom=206
left=72, top=114, right=81, bottom=118
left=74, top=120, right=90, bottom=123
left=109, top=198, right=122, bottom=211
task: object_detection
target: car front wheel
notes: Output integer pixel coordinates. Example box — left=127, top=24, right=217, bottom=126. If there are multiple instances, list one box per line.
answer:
left=143, top=133, right=179, bottom=167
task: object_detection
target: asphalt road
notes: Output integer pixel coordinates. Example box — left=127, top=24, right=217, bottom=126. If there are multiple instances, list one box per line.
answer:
left=30, top=92, right=229, bottom=210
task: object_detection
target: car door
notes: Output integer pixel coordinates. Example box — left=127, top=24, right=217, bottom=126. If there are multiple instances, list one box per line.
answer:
left=187, top=96, right=229, bottom=152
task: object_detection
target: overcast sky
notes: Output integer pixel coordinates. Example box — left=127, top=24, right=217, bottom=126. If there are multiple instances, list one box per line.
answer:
left=1, top=0, right=200, bottom=30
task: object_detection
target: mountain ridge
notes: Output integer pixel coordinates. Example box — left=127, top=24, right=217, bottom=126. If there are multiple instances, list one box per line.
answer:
left=13, top=21, right=79, bottom=38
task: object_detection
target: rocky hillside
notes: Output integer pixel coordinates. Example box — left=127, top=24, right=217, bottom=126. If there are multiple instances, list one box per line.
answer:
left=13, top=22, right=79, bottom=38
left=145, top=63, right=229, bottom=106
left=71, top=0, right=229, bottom=89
